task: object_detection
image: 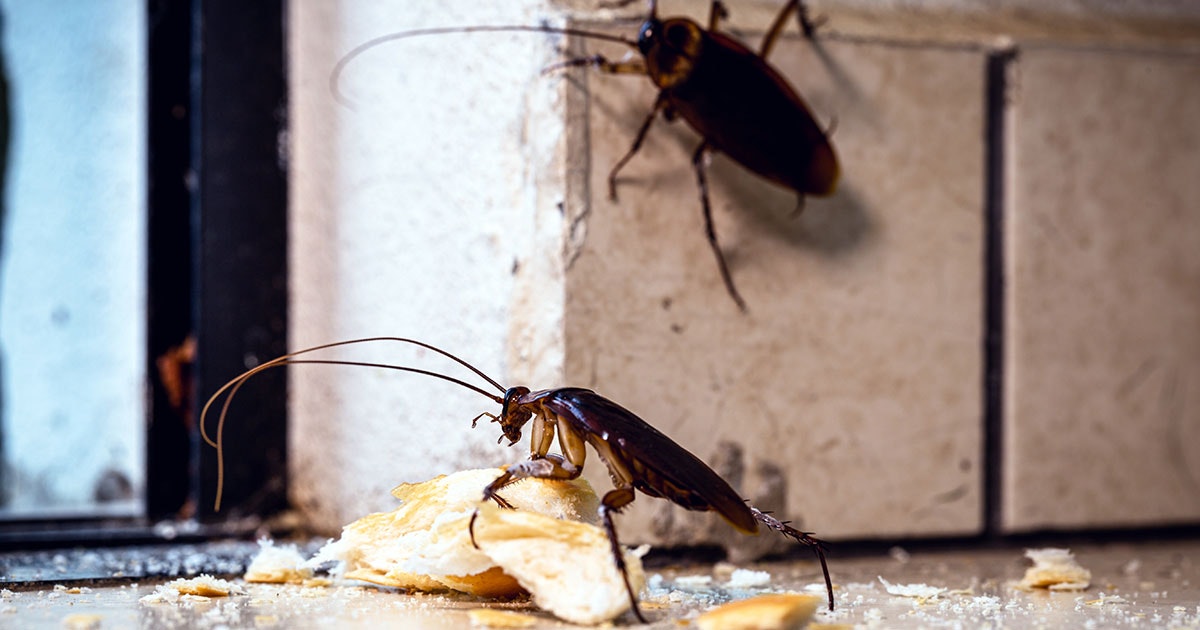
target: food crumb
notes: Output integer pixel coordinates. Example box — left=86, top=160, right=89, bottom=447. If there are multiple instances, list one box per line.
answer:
left=727, top=569, right=772, bottom=588
left=245, top=539, right=314, bottom=584
left=467, top=608, right=539, bottom=627
left=878, top=576, right=947, bottom=602
left=695, top=593, right=820, bottom=630
left=139, top=575, right=246, bottom=604
left=1017, top=548, right=1091, bottom=591
left=675, top=574, right=715, bottom=588
left=62, top=613, right=103, bottom=629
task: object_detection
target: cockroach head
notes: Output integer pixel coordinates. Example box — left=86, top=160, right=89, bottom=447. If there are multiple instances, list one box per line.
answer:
left=636, top=16, right=701, bottom=88
left=635, top=13, right=662, bottom=57
left=498, top=386, right=533, bottom=445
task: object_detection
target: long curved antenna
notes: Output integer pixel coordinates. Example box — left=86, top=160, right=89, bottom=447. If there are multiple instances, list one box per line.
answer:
left=332, top=25, right=638, bottom=108
left=200, top=336, right=508, bottom=511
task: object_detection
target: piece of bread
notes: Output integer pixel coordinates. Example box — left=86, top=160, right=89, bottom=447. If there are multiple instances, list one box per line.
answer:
left=244, top=539, right=314, bottom=584
left=1017, top=548, right=1091, bottom=591
left=694, top=593, right=821, bottom=630
left=312, top=467, right=643, bottom=624
left=471, top=502, right=647, bottom=625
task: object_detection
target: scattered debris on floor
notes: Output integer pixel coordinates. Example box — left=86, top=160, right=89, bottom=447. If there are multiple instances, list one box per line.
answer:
left=1016, top=547, right=1092, bottom=591
left=693, top=593, right=820, bottom=630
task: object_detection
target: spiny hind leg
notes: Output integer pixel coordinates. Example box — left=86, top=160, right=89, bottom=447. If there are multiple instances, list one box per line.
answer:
left=599, top=486, right=647, bottom=624
left=750, top=506, right=835, bottom=611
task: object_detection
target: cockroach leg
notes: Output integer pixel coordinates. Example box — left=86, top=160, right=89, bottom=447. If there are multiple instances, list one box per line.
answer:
left=750, top=506, right=835, bottom=611
left=708, top=1, right=730, bottom=31
left=790, top=195, right=808, bottom=218
left=607, top=94, right=668, bottom=201
left=541, top=54, right=646, bottom=77
left=469, top=454, right=582, bottom=546
left=692, top=141, right=748, bottom=312
left=598, top=487, right=646, bottom=624
left=759, top=0, right=799, bottom=58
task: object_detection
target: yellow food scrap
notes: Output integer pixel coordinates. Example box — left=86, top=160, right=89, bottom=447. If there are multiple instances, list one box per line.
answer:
left=467, top=608, right=539, bottom=628
left=62, top=614, right=103, bottom=630
left=695, top=593, right=821, bottom=630
left=1018, top=548, right=1091, bottom=591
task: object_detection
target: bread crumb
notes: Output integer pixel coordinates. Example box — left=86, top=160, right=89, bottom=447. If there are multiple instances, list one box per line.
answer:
left=1017, top=548, right=1091, bottom=591
left=727, top=569, right=772, bottom=588
left=139, top=575, right=246, bottom=604
left=471, top=502, right=647, bottom=625
left=314, top=468, right=643, bottom=624
left=695, top=593, right=821, bottom=630
left=467, top=608, right=540, bottom=627
left=245, top=539, right=314, bottom=584
left=878, top=576, right=947, bottom=602
left=62, top=613, right=103, bottom=629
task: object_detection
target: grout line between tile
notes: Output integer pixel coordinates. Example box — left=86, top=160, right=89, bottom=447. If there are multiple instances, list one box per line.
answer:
left=983, top=48, right=1016, bottom=538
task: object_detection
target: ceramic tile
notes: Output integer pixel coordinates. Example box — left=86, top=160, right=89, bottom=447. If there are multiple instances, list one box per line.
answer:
left=561, top=25, right=987, bottom=544
left=1004, top=47, right=1200, bottom=531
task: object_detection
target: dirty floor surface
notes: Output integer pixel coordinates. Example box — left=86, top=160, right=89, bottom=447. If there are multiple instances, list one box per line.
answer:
left=1, top=539, right=1197, bottom=628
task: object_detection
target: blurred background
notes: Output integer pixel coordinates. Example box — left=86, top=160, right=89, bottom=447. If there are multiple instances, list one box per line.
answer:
left=0, top=0, right=1196, bottom=555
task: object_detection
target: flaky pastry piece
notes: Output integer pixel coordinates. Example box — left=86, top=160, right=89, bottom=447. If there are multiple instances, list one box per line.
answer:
left=312, top=467, right=645, bottom=624
left=695, top=593, right=821, bottom=630
left=1017, top=548, right=1091, bottom=591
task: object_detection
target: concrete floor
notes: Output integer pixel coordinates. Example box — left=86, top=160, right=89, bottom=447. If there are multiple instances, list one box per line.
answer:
left=1, top=539, right=1197, bottom=628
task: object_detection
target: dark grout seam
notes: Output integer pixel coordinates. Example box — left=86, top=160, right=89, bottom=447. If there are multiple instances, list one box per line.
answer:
left=983, top=48, right=1017, bottom=539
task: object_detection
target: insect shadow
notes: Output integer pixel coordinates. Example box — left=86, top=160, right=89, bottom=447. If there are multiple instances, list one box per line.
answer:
left=332, top=0, right=842, bottom=313
left=201, top=337, right=836, bottom=623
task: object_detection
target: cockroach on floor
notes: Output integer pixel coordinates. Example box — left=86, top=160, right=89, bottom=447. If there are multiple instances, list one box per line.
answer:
left=332, top=0, right=840, bottom=312
left=201, top=337, right=835, bottom=623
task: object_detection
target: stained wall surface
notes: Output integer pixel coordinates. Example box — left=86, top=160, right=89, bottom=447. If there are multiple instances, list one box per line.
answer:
left=289, top=0, right=1200, bottom=541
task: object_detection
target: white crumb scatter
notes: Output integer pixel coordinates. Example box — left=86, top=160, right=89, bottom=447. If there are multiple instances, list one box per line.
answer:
left=889, top=546, right=912, bottom=563
left=1018, top=548, right=1091, bottom=591
left=1084, top=593, right=1129, bottom=606
left=726, top=568, right=772, bottom=588
left=675, top=574, right=714, bottom=588
left=879, top=576, right=948, bottom=601
left=139, top=575, right=247, bottom=604
left=245, top=538, right=314, bottom=584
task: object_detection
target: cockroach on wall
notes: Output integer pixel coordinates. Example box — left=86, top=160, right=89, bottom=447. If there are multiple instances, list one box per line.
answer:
left=333, top=0, right=840, bottom=312
left=201, top=337, right=835, bottom=622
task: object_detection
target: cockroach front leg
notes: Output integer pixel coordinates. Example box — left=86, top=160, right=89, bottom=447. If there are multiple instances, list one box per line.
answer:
left=469, top=453, right=582, bottom=546
left=692, top=141, right=748, bottom=312
left=607, top=93, right=668, bottom=201
left=750, top=506, right=835, bottom=611
left=541, top=53, right=646, bottom=77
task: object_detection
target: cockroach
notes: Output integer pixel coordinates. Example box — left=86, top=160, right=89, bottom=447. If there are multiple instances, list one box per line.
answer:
left=332, top=0, right=840, bottom=312
left=201, top=337, right=835, bottom=622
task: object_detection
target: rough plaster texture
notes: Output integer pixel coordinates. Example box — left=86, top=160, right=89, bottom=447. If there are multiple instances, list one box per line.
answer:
left=1003, top=47, right=1200, bottom=531
left=289, top=1, right=567, bottom=533
left=560, top=25, right=986, bottom=544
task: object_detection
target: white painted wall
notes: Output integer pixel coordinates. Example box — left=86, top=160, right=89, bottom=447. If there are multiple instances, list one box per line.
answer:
left=289, top=0, right=567, bottom=532
left=0, top=0, right=145, bottom=516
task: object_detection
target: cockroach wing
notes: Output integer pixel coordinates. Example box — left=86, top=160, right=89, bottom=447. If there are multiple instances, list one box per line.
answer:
left=666, top=30, right=839, bottom=198
left=535, top=388, right=758, bottom=534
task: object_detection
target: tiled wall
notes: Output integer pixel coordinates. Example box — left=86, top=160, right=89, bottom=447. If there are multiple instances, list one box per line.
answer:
left=289, top=1, right=1200, bottom=543
left=553, top=0, right=1200, bottom=543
